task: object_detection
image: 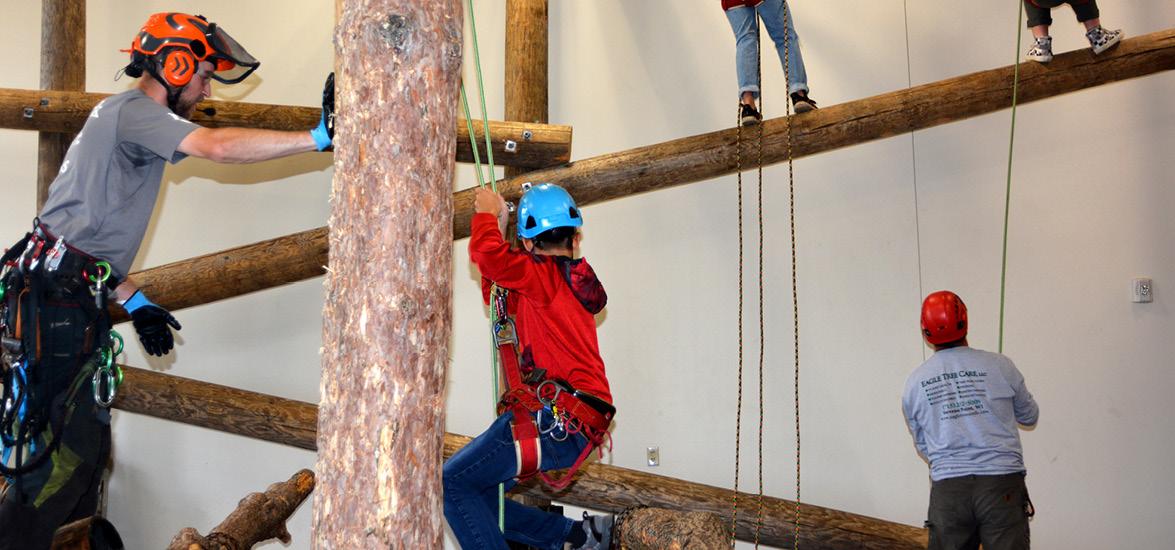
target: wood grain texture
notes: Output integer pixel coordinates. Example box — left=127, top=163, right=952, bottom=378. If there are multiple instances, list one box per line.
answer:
left=50, top=516, right=123, bottom=550
left=314, top=1, right=461, bottom=547
left=37, top=0, right=85, bottom=210
left=167, top=470, right=315, bottom=550
left=112, top=367, right=925, bottom=549
left=613, top=508, right=728, bottom=550
left=0, top=89, right=570, bottom=169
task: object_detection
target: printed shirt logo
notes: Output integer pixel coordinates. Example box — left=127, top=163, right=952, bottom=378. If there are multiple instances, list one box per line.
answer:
left=919, top=370, right=992, bottom=422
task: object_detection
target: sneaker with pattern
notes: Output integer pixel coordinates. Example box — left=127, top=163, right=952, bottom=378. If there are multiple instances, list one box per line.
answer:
left=1026, top=36, right=1053, bottom=63
left=1086, top=26, right=1122, bottom=55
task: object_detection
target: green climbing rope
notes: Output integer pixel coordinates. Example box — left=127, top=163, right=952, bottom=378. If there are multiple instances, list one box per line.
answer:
left=999, top=0, right=1026, bottom=353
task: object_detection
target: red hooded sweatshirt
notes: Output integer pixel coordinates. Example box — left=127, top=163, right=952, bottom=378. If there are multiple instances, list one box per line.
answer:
left=469, top=213, right=611, bottom=403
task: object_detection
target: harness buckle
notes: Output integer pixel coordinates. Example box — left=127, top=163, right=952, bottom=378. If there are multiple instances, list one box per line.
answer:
left=493, top=318, right=518, bottom=347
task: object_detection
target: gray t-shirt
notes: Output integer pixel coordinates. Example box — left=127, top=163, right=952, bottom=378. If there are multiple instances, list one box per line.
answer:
left=902, top=346, right=1039, bottom=481
left=38, top=88, right=198, bottom=279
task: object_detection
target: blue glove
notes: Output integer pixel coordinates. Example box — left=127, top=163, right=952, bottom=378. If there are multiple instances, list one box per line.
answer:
left=123, top=290, right=182, bottom=357
left=310, top=72, right=335, bottom=151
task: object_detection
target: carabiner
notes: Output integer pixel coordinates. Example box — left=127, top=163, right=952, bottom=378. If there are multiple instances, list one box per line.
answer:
left=92, top=364, right=118, bottom=408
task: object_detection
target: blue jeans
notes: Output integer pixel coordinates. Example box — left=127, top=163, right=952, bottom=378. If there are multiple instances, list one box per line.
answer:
left=443, top=410, right=590, bottom=550
left=725, top=0, right=809, bottom=98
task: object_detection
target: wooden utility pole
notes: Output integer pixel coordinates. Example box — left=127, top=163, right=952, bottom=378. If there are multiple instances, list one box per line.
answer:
left=315, top=1, right=462, bottom=547
left=37, top=0, right=85, bottom=210
left=504, top=0, right=549, bottom=180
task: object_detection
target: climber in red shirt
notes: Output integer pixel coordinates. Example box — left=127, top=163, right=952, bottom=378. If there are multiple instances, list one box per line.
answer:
left=443, top=183, right=614, bottom=550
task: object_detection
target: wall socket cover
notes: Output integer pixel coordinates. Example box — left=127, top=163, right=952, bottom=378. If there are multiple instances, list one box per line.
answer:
left=646, top=446, right=660, bottom=467
left=1132, top=278, right=1153, bottom=303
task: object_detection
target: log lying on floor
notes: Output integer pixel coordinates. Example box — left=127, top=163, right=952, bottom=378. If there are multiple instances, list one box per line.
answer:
left=111, top=31, right=1174, bottom=317
left=113, top=366, right=925, bottom=549
left=166, top=469, right=314, bottom=550
left=0, top=88, right=571, bottom=169
left=51, top=516, right=124, bottom=550
left=612, top=507, right=728, bottom=550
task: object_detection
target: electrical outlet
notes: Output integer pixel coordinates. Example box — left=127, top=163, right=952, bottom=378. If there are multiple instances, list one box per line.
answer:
left=646, top=447, right=660, bottom=467
left=1132, top=278, right=1153, bottom=303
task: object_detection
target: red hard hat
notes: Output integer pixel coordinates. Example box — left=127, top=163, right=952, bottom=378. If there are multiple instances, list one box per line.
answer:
left=921, top=291, right=968, bottom=345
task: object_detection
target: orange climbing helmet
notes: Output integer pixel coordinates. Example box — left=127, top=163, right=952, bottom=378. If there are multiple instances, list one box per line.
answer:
left=124, top=12, right=259, bottom=87
left=920, top=290, right=968, bottom=345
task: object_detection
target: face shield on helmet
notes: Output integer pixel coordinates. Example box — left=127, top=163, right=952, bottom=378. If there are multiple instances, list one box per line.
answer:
left=125, top=13, right=260, bottom=87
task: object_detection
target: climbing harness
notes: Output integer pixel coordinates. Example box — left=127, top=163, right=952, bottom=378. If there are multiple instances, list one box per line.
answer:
left=999, top=0, right=1027, bottom=353
left=0, top=223, right=121, bottom=479
left=489, top=286, right=614, bottom=490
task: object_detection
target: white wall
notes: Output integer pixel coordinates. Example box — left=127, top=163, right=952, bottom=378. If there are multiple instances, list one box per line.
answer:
left=1, top=1, right=1171, bottom=548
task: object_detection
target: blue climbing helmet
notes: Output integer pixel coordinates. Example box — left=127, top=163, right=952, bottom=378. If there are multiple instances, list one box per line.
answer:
left=516, top=182, right=583, bottom=239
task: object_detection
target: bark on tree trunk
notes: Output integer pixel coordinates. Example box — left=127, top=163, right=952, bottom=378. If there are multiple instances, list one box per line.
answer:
left=37, top=0, right=85, bottom=210
left=166, top=470, right=314, bottom=550
left=314, top=0, right=462, bottom=547
left=613, top=508, right=728, bottom=550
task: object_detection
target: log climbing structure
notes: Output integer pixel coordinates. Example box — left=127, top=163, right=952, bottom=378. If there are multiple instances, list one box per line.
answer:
left=11, top=0, right=1173, bottom=547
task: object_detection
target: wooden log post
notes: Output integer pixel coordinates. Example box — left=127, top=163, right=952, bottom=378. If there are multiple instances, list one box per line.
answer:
left=50, top=516, right=124, bottom=550
left=503, top=0, right=549, bottom=181
left=612, top=508, right=728, bottom=550
left=37, top=0, right=85, bottom=210
left=111, top=366, right=927, bottom=549
left=314, top=1, right=462, bottom=547
left=166, top=470, right=315, bottom=550
left=0, top=88, right=570, bottom=169
left=98, top=30, right=1174, bottom=319
left=503, top=1, right=554, bottom=530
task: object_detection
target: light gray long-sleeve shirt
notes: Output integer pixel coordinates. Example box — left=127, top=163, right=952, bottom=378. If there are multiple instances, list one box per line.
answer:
left=902, top=346, right=1039, bottom=481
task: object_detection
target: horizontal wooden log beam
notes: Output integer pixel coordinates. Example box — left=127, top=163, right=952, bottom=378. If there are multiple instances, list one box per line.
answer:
left=449, top=29, right=1175, bottom=238
left=116, top=31, right=1172, bottom=317
left=0, top=88, right=571, bottom=168
left=113, top=366, right=925, bottom=549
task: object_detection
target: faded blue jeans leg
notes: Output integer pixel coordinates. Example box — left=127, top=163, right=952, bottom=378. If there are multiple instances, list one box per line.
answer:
left=725, top=0, right=809, bottom=99
left=443, top=410, right=588, bottom=550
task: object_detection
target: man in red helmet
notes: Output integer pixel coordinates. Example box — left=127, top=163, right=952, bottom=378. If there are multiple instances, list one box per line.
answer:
left=902, top=291, right=1040, bottom=550
left=0, top=12, right=333, bottom=548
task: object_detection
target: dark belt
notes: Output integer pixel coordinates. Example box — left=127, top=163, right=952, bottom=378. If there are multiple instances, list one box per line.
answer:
left=539, top=378, right=616, bottom=420
left=6, top=225, right=119, bottom=291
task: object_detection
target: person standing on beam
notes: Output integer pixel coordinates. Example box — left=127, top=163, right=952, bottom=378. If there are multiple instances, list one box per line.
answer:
left=0, top=12, right=333, bottom=549
left=722, top=0, right=819, bottom=126
left=1023, top=0, right=1123, bottom=63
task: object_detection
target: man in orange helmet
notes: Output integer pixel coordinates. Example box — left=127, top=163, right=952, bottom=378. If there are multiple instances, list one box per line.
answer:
left=902, top=291, right=1040, bottom=550
left=0, top=12, right=333, bottom=548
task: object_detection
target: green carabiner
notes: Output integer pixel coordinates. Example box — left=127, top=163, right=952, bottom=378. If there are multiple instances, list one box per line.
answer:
left=0, top=281, right=6, bottom=302
left=87, top=261, right=112, bottom=284
left=109, top=330, right=124, bottom=357
left=115, top=365, right=124, bottom=387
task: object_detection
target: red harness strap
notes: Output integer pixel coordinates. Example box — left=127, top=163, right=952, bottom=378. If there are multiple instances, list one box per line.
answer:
left=491, top=287, right=614, bottom=490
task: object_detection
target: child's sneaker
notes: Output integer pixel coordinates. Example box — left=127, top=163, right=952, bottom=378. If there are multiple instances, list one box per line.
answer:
left=740, top=103, right=762, bottom=126
left=570, top=512, right=613, bottom=550
left=1086, top=26, right=1122, bottom=55
left=1026, top=36, right=1053, bottom=63
left=790, top=91, right=818, bottom=114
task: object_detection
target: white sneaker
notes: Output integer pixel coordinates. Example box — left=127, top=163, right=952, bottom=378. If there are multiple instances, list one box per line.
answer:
left=1086, top=26, right=1123, bottom=55
left=1026, top=36, right=1053, bottom=63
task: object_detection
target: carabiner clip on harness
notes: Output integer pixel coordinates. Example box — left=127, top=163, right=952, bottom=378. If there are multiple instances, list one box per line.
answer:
left=490, top=286, right=614, bottom=490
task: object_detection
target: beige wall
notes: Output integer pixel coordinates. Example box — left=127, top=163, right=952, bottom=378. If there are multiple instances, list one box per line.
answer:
left=0, top=1, right=1171, bottom=548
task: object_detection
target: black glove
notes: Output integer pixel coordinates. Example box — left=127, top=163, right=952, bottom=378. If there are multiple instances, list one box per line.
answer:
left=130, top=304, right=182, bottom=357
